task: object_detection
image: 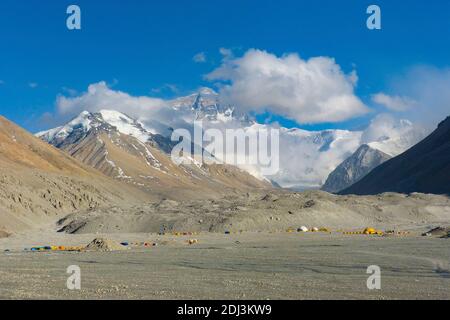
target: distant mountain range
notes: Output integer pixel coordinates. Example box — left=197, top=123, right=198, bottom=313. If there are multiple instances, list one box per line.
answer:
left=1, top=107, right=447, bottom=237
left=37, top=109, right=269, bottom=197
left=37, top=88, right=425, bottom=190
left=341, top=116, right=450, bottom=195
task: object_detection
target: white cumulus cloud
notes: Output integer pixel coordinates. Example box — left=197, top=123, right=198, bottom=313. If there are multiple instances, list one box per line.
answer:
left=56, top=81, right=168, bottom=121
left=372, top=93, right=415, bottom=111
left=207, top=49, right=370, bottom=124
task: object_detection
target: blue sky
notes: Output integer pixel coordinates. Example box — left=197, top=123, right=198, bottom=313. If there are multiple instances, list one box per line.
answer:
left=0, top=0, right=449, bottom=132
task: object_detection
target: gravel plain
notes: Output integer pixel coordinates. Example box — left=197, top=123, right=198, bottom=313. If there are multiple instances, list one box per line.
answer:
left=1, top=231, right=449, bottom=300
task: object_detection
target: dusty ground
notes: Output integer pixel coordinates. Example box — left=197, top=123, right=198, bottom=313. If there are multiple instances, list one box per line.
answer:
left=0, top=230, right=449, bottom=300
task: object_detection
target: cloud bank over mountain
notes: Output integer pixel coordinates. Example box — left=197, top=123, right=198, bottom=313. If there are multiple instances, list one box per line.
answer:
left=57, top=81, right=168, bottom=123
left=207, top=49, right=369, bottom=124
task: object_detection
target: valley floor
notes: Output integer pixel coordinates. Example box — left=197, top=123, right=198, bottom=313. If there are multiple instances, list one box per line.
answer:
left=0, top=231, right=449, bottom=300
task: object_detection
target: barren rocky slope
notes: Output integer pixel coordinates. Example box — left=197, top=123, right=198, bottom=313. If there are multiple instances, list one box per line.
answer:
left=0, top=116, right=149, bottom=234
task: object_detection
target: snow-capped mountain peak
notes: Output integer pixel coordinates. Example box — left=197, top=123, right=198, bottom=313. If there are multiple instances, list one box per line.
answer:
left=167, top=87, right=253, bottom=125
left=170, top=87, right=217, bottom=111
left=36, top=110, right=93, bottom=143
left=197, top=87, right=218, bottom=96
left=37, top=110, right=154, bottom=145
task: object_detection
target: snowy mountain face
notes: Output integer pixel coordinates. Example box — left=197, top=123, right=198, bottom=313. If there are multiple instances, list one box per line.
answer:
left=37, top=88, right=425, bottom=190
left=37, top=110, right=171, bottom=150
left=321, top=145, right=391, bottom=193
left=134, top=88, right=253, bottom=138
left=37, top=111, right=94, bottom=146
left=168, top=88, right=253, bottom=126
left=36, top=110, right=181, bottom=171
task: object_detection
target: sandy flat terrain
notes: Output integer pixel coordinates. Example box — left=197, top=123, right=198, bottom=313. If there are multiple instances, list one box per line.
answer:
left=1, top=231, right=449, bottom=300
